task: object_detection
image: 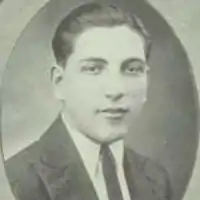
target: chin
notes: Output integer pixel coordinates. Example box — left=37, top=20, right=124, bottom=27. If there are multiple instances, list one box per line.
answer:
left=96, top=131, right=126, bottom=144
left=82, top=122, right=127, bottom=144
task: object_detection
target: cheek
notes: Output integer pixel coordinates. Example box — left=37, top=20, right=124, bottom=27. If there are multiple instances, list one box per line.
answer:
left=63, top=77, right=99, bottom=107
left=127, top=78, right=147, bottom=121
left=127, top=76, right=147, bottom=99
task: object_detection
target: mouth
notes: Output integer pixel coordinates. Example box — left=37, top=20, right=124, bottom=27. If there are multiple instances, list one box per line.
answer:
left=98, top=107, right=129, bottom=119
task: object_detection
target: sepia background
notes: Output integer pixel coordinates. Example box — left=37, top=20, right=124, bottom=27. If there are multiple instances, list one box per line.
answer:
left=0, top=0, right=200, bottom=200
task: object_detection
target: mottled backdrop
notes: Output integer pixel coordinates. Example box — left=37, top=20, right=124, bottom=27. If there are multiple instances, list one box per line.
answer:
left=0, top=1, right=199, bottom=200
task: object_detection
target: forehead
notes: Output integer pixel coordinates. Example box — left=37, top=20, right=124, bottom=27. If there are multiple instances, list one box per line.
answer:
left=71, top=25, right=145, bottom=61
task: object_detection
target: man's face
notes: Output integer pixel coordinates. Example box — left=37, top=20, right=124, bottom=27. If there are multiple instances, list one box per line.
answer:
left=52, top=25, right=148, bottom=144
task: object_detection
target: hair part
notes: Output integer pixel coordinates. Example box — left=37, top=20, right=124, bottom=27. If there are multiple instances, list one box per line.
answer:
left=52, top=2, right=151, bottom=67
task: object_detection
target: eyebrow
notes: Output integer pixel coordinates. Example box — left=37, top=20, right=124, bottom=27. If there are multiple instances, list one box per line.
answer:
left=79, top=57, right=108, bottom=64
left=121, top=58, right=146, bottom=66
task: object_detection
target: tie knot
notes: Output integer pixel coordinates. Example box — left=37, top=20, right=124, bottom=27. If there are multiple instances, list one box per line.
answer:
left=100, top=144, right=116, bottom=170
left=100, top=144, right=110, bottom=153
left=100, top=144, right=112, bottom=157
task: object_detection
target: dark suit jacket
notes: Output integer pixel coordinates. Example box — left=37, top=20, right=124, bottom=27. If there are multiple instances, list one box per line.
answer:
left=5, top=116, right=171, bottom=200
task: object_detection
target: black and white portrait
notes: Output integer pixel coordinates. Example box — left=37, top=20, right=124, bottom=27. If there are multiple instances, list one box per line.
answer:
left=0, top=1, right=199, bottom=200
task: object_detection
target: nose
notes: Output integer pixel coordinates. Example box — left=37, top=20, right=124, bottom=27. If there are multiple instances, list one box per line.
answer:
left=105, top=92, right=124, bottom=101
left=104, top=77, right=125, bottom=101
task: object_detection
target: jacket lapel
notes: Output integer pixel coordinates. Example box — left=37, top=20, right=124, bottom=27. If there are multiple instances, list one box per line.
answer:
left=33, top=116, right=98, bottom=200
left=124, top=148, right=164, bottom=200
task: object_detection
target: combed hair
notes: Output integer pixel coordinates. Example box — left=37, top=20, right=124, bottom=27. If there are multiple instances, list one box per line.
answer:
left=52, top=2, right=151, bottom=67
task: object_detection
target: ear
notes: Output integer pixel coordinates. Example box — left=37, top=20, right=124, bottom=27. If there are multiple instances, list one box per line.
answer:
left=146, top=64, right=150, bottom=84
left=50, top=65, right=65, bottom=100
left=145, top=64, right=150, bottom=103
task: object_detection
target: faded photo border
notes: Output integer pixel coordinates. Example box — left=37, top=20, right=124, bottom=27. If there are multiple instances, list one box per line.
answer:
left=0, top=0, right=200, bottom=200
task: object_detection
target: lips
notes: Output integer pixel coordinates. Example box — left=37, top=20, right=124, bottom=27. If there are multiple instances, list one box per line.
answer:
left=101, top=107, right=129, bottom=114
left=98, top=107, right=129, bottom=119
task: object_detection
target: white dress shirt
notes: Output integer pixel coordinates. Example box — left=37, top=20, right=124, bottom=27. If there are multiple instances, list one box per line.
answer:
left=62, top=114, right=131, bottom=200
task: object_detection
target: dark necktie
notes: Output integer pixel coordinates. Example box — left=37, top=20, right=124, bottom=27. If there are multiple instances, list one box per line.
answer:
left=101, top=144, right=124, bottom=200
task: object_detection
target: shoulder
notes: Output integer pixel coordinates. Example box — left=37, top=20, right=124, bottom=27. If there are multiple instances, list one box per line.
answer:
left=5, top=116, right=62, bottom=175
left=4, top=141, right=46, bottom=200
left=125, top=147, right=172, bottom=200
left=4, top=117, right=66, bottom=200
left=5, top=140, right=40, bottom=178
left=4, top=117, right=59, bottom=200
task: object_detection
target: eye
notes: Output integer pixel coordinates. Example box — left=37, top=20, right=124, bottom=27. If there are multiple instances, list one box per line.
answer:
left=122, top=61, right=147, bottom=76
left=81, top=63, right=104, bottom=75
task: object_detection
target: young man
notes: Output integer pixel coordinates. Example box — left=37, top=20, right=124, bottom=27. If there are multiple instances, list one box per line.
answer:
left=5, top=3, right=171, bottom=200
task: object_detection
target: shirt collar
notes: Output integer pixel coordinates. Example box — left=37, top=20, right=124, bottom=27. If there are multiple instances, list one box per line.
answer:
left=61, top=113, right=124, bottom=179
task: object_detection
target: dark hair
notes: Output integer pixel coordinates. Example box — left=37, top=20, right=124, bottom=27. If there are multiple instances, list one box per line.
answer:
left=52, top=2, right=151, bottom=67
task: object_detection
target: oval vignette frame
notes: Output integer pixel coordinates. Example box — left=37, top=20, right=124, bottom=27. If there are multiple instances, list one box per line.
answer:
left=0, top=0, right=199, bottom=200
